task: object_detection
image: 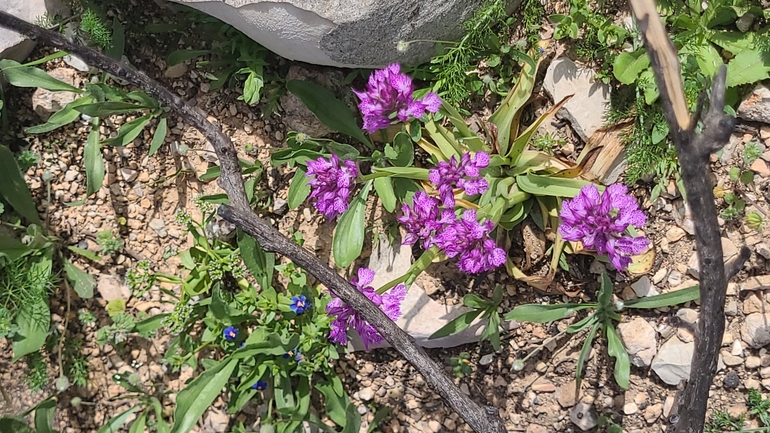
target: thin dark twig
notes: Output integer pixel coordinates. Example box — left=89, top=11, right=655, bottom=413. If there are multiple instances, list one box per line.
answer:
left=0, top=11, right=506, bottom=433
left=628, top=1, right=740, bottom=432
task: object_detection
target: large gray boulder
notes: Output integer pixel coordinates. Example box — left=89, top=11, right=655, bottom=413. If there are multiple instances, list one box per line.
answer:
left=1, top=0, right=67, bottom=61
left=169, top=0, right=521, bottom=68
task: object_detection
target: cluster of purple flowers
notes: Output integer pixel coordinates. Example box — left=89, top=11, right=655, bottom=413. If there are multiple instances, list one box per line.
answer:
left=326, top=268, right=406, bottom=350
left=398, top=151, right=505, bottom=274
left=353, top=63, right=441, bottom=134
left=559, top=184, right=648, bottom=271
left=305, top=154, right=358, bottom=221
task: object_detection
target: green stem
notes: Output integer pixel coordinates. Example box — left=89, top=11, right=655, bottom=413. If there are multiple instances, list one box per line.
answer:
left=358, top=172, right=392, bottom=182
left=376, top=273, right=410, bottom=295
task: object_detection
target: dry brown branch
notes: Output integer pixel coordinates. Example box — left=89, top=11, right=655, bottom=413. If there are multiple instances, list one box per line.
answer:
left=629, top=1, right=749, bottom=432
left=0, top=11, right=507, bottom=433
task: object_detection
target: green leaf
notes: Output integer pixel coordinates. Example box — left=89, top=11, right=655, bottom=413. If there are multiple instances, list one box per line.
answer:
left=429, top=309, right=484, bottom=339
left=482, top=311, right=502, bottom=351
left=135, top=314, right=169, bottom=335
left=128, top=411, right=147, bottom=433
left=341, top=404, right=362, bottom=433
left=104, top=115, right=151, bottom=146
left=726, top=49, right=770, bottom=87
left=0, top=417, right=35, bottom=433
left=0, top=236, right=31, bottom=261
left=149, top=117, right=168, bottom=156
left=170, top=357, right=239, bottom=433
left=371, top=166, right=430, bottom=180
left=315, top=374, right=349, bottom=427
left=373, top=176, right=396, bottom=212
left=13, top=297, right=50, bottom=361
left=97, top=406, right=141, bottom=433
left=288, top=167, right=312, bottom=210
left=606, top=322, right=630, bottom=389
left=624, top=285, right=700, bottom=309
left=504, top=303, right=595, bottom=323
left=286, top=80, right=371, bottom=146
left=566, top=312, right=598, bottom=334
left=384, top=132, right=414, bottom=167
left=651, top=121, right=669, bottom=145
left=463, top=294, right=491, bottom=309
left=440, top=102, right=484, bottom=151
left=167, top=49, right=210, bottom=66
left=84, top=129, right=104, bottom=196
left=0, top=145, right=41, bottom=225
left=575, top=321, right=600, bottom=393
left=516, top=173, right=598, bottom=198
left=333, top=181, right=371, bottom=268
left=237, top=230, right=274, bottom=290
left=0, top=60, right=82, bottom=93
left=25, top=96, right=94, bottom=134
left=241, top=68, right=264, bottom=105
left=612, top=50, right=650, bottom=84
left=105, top=17, right=125, bottom=60
left=74, top=101, right=151, bottom=117
left=64, top=260, right=95, bottom=299
left=489, top=53, right=537, bottom=155
left=33, top=398, right=58, bottom=433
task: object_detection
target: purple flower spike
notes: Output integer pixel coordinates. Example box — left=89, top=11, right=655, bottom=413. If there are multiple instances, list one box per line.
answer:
left=559, top=184, right=648, bottom=271
left=397, top=191, right=455, bottom=249
left=433, top=209, right=507, bottom=274
left=326, top=268, right=407, bottom=350
left=428, top=152, right=490, bottom=207
left=306, top=154, right=358, bottom=221
left=353, top=63, right=441, bottom=134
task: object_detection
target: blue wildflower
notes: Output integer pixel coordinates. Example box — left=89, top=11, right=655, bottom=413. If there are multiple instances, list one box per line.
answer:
left=252, top=379, right=268, bottom=391
left=223, top=326, right=239, bottom=342
left=290, top=295, right=311, bottom=315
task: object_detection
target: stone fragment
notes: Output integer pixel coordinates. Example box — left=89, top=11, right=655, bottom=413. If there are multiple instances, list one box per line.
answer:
left=747, top=356, right=762, bottom=369
left=738, top=84, right=770, bottom=124
left=1, top=0, right=67, bottom=61
left=732, top=339, right=744, bottom=357
left=651, top=336, right=693, bottom=385
left=631, top=276, right=659, bottom=298
left=741, top=275, right=770, bottom=292
left=665, top=226, right=686, bottom=243
left=358, top=387, right=374, bottom=402
left=687, top=238, right=738, bottom=279
left=31, top=68, right=79, bottom=120
left=569, top=402, right=598, bottom=431
left=168, top=0, right=505, bottom=68
left=644, top=403, right=663, bottom=424
left=743, top=313, right=770, bottom=348
left=676, top=308, right=698, bottom=325
left=164, top=62, right=188, bottom=78
left=543, top=57, right=611, bottom=142
left=120, top=168, right=138, bottom=183
left=280, top=66, right=350, bottom=137
left=202, top=408, right=229, bottom=433
left=97, top=274, right=130, bottom=302
left=652, top=268, right=668, bottom=284
left=623, top=402, right=638, bottom=415
left=721, top=352, right=743, bottom=367
left=148, top=218, right=168, bottom=238
left=556, top=380, right=578, bottom=408
left=618, top=317, right=657, bottom=368
left=64, top=169, right=79, bottom=182
left=531, top=380, right=556, bottom=393
left=751, top=159, right=770, bottom=176
left=723, top=371, right=741, bottom=389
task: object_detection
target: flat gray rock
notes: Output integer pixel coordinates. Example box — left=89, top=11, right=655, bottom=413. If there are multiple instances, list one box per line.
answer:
left=742, top=312, right=770, bottom=349
left=738, top=84, right=770, bottom=124
left=543, top=57, right=611, bottom=142
left=1, top=0, right=67, bottom=61
left=617, top=317, right=657, bottom=368
left=651, top=336, right=692, bottom=385
left=169, top=0, right=521, bottom=68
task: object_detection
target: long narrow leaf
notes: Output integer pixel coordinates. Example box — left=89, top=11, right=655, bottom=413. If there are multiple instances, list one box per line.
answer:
left=0, top=60, right=81, bottom=93
left=333, top=181, right=371, bottom=268
left=149, top=117, right=168, bottom=155
left=84, top=129, right=104, bottom=196
left=606, top=322, right=631, bottom=389
left=488, top=52, right=538, bottom=155
left=504, top=303, right=596, bottom=323
left=624, top=285, right=700, bottom=309
left=506, top=95, right=573, bottom=164
left=575, top=322, right=600, bottom=394
left=0, top=146, right=41, bottom=225
left=170, top=358, right=239, bottom=433
left=429, top=309, right=483, bottom=339
left=98, top=406, right=141, bottom=433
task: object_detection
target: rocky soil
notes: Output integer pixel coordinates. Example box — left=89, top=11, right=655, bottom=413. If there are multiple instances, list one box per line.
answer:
left=1, top=1, right=770, bottom=433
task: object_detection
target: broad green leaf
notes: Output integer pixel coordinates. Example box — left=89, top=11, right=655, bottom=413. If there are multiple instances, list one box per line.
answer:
left=0, top=145, right=41, bottom=225
left=333, top=182, right=371, bottom=268
left=566, top=312, right=598, bottom=334
left=429, top=309, right=483, bottom=339
left=612, top=50, right=650, bottom=85
left=74, top=102, right=151, bottom=117
left=135, top=314, right=169, bottom=335
left=726, top=49, right=770, bottom=87
left=0, top=236, right=31, bottom=261
left=84, top=129, right=104, bottom=196
left=170, top=357, right=239, bottom=433
left=128, top=411, right=147, bottom=433
left=371, top=166, right=430, bottom=180
left=373, top=176, right=396, bottom=212
left=424, top=120, right=461, bottom=160
left=489, top=52, right=538, bottom=155
left=275, top=373, right=296, bottom=415
left=0, top=60, right=81, bottom=93
left=241, top=67, right=264, bottom=105
left=341, top=404, right=362, bottom=433
left=482, top=311, right=502, bottom=351
left=13, top=297, right=50, bottom=361
left=575, top=321, right=600, bottom=393
left=441, top=102, right=484, bottom=151
left=368, top=407, right=392, bottom=433
left=286, top=80, right=371, bottom=146
left=315, top=375, right=349, bottom=426
left=149, top=117, right=168, bottom=155
left=64, top=260, right=95, bottom=299
left=33, top=398, right=58, bottom=433
left=237, top=230, right=274, bottom=290
left=463, top=294, right=491, bottom=309
left=106, top=17, right=125, bottom=60
left=598, top=271, right=614, bottom=310
left=606, top=323, right=630, bottom=389
left=0, top=417, right=35, bottom=433
left=694, top=43, right=722, bottom=79
left=624, top=285, right=700, bottom=309
left=104, top=115, right=151, bottom=146
left=167, top=49, right=210, bottom=66
left=25, top=96, right=94, bottom=134
left=325, top=141, right=360, bottom=160
left=97, top=406, right=141, bottom=433
left=504, top=303, right=595, bottom=323
left=385, top=132, right=414, bottom=167
left=506, top=95, right=571, bottom=164
left=288, top=167, right=311, bottom=209
left=516, top=173, right=597, bottom=198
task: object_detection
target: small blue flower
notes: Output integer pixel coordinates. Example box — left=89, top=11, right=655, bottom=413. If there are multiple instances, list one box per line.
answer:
left=252, top=379, right=268, bottom=391
left=290, top=295, right=311, bottom=315
left=223, top=326, right=239, bottom=342
left=283, top=349, right=303, bottom=362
